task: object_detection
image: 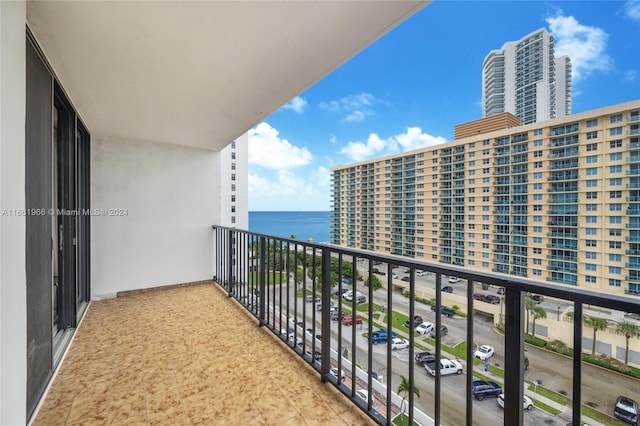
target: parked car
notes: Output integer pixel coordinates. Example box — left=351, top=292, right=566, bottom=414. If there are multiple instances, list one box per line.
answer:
left=474, top=293, right=486, bottom=302
left=430, top=305, right=455, bottom=317
left=497, top=393, right=533, bottom=410
left=425, top=358, right=463, bottom=376
left=416, top=270, right=427, bottom=277
left=415, top=351, right=436, bottom=365
left=372, top=268, right=385, bottom=275
left=330, top=310, right=347, bottom=321
left=369, top=329, right=396, bottom=344
left=471, top=380, right=503, bottom=401
left=305, top=295, right=320, bottom=303
left=614, top=395, right=638, bottom=425
left=343, top=290, right=365, bottom=303
left=528, top=293, right=544, bottom=303
left=401, top=276, right=410, bottom=282
left=442, top=286, right=453, bottom=293
left=342, top=314, right=363, bottom=326
left=332, top=288, right=349, bottom=296
left=415, top=322, right=435, bottom=335
left=496, top=287, right=505, bottom=295
left=474, top=345, right=495, bottom=361
left=428, top=325, right=448, bottom=339
left=484, top=295, right=501, bottom=304
left=391, top=338, right=409, bottom=350
left=403, top=315, right=424, bottom=328
left=448, top=276, right=460, bottom=283
left=341, top=277, right=352, bottom=285
left=355, top=389, right=369, bottom=403
left=330, top=367, right=345, bottom=382
left=392, top=273, right=399, bottom=279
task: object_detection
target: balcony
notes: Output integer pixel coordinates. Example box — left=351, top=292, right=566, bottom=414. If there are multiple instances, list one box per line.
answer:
left=26, top=226, right=640, bottom=426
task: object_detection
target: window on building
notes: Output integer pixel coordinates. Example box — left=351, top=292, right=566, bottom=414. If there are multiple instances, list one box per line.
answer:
left=610, top=114, right=622, bottom=123
left=586, top=240, right=597, bottom=247
left=610, top=139, right=622, bottom=148
left=609, top=229, right=622, bottom=237
left=610, top=152, right=623, bottom=161
left=586, top=131, right=598, bottom=139
left=610, top=178, right=622, bottom=186
left=609, top=241, right=621, bottom=249
left=610, top=127, right=622, bottom=136
left=586, top=143, right=598, bottom=151
left=610, top=191, right=622, bottom=199
left=610, top=165, right=622, bottom=173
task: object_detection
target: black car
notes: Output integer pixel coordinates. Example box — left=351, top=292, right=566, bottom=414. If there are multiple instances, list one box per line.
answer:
left=414, top=351, right=436, bottom=365
left=430, top=305, right=455, bottom=317
left=429, top=325, right=448, bottom=339
left=332, top=288, right=349, bottom=296
left=528, top=293, right=544, bottom=303
left=484, top=295, right=501, bottom=304
left=403, top=315, right=424, bottom=328
left=471, top=380, right=503, bottom=401
left=614, top=395, right=638, bottom=425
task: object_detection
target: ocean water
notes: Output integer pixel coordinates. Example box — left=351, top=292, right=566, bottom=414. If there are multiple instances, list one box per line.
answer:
left=249, top=211, right=331, bottom=243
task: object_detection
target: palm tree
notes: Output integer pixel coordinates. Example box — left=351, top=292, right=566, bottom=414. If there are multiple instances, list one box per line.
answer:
left=616, top=320, right=640, bottom=366
left=530, top=304, right=546, bottom=338
left=525, top=297, right=537, bottom=334
left=397, top=374, right=420, bottom=415
left=584, top=315, right=608, bottom=355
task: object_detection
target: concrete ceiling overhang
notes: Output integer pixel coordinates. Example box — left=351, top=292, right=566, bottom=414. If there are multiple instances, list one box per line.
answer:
left=26, top=1, right=429, bottom=151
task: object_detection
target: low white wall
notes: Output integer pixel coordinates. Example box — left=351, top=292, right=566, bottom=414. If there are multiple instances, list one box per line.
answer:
left=91, top=136, right=220, bottom=297
left=0, top=1, right=28, bottom=424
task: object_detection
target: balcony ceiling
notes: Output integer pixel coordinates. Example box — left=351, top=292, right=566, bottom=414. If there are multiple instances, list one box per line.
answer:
left=26, top=1, right=429, bottom=151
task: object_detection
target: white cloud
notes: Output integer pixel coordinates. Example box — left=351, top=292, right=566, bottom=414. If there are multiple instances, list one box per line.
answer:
left=319, top=92, right=378, bottom=122
left=625, top=70, right=638, bottom=82
left=623, top=0, right=640, bottom=21
left=340, top=127, right=447, bottom=162
left=248, top=122, right=312, bottom=169
left=248, top=168, right=330, bottom=210
left=546, top=14, right=611, bottom=81
left=280, top=96, right=308, bottom=114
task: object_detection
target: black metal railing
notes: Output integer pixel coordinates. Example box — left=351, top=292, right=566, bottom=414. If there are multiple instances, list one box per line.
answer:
left=212, top=225, right=640, bottom=426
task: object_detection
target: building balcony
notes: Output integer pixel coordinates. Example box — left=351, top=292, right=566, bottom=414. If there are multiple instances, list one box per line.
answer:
left=23, top=225, right=640, bottom=426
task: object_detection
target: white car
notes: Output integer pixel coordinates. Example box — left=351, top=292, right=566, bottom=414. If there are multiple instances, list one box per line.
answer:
left=448, top=276, right=460, bottom=283
left=497, top=393, right=533, bottom=410
left=355, top=389, right=369, bottom=403
left=416, top=270, right=427, bottom=277
left=391, top=338, right=409, bottom=350
left=330, top=367, right=345, bottom=382
left=474, top=345, right=495, bottom=361
left=415, top=322, right=435, bottom=335
left=392, top=273, right=399, bottom=279
left=424, top=358, right=463, bottom=376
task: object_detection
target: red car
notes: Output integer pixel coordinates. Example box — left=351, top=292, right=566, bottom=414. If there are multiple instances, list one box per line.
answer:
left=342, top=314, right=363, bottom=326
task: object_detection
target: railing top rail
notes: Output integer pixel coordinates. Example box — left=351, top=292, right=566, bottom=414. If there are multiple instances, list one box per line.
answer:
left=212, top=225, right=640, bottom=315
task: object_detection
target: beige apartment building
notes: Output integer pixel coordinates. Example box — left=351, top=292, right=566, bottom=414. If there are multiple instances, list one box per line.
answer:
left=331, top=100, right=640, bottom=297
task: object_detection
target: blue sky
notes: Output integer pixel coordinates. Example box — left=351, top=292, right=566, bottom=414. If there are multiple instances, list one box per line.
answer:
left=248, top=0, right=640, bottom=212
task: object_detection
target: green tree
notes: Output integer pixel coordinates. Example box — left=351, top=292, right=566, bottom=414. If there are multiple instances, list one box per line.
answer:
left=397, top=374, right=420, bottom=415
left=584, top=315, right=608, bottom=356
left=364, top=275, right=381, bottom=291
left=530, top=304, right=546, bottom=338
left=525, top=297, right=537, bottom=334
left=616, top=320, right=640, bottom=366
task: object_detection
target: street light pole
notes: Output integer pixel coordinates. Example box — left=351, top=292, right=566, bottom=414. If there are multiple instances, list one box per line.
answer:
left=557, top=305, right=560, bottom=321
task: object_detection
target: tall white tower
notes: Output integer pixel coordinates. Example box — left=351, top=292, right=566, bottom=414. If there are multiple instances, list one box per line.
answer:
left=482, top=28, right=572, bottom=125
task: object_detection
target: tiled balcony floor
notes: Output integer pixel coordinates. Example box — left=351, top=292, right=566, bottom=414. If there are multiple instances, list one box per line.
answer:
left=33, top=281, right=375, bottom=425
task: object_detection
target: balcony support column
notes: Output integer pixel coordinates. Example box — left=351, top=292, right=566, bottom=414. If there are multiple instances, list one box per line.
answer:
left=504, top=287, right=524, bottom=426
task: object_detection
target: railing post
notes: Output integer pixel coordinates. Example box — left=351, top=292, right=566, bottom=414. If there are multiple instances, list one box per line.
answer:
left=504, top=287, right=524, bottom=426
left=320, top=247, right=331, bottom=383
left=572, top=302, right=583, bottom=425
left=227, top=229, right=234, bottom=297
left=259, top=237, right=266, bottom=326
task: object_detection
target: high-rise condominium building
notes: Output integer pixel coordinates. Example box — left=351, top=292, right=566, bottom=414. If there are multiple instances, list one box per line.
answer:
left=482, top=28, right=572, bottom=125
left=331, top=100, right=640, bottom=297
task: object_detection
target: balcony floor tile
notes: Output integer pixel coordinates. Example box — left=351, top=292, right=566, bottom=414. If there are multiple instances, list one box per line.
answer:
left=32, top=282, right=375, bottom=425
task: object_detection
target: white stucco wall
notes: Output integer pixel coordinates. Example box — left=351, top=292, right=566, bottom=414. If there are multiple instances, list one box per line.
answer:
left=91, top=136, right=220, bottom=298
left=0, top=1, right=28, bottom=424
